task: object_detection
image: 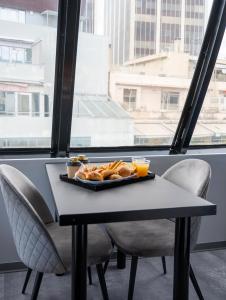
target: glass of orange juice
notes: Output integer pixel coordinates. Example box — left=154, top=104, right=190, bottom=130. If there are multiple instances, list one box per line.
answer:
left=132, top=157, right=150, bottom=177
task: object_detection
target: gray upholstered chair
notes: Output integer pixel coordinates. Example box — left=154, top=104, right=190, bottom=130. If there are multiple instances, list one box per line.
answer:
left=106, top=159, right=211, bottom=300
left=0, top=164, right=112, bottom=300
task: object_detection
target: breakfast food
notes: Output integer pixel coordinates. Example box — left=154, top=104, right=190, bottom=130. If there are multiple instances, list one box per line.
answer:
left=74, top=160, right=137, bottom=181
left=117, top=165, right=131, bottom=177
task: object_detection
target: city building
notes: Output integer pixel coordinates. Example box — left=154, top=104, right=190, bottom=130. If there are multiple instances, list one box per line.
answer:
left=105, top=0, right=206, bottom=65
left=109, top=42, right=226, bottom=145
left=0, top=0, right=133, bottom=148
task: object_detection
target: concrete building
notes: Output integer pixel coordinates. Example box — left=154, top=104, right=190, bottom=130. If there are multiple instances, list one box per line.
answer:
left=105, top=0, right=206, bottom=65
left=109, top=45, right=226, bottom=145
left=0, top=0, right=133, bottom=148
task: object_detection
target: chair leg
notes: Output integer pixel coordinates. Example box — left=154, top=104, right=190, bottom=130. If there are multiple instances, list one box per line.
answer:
left=128, top=256, right=138, bottom=300
left=96, top=264, right=109, bottom=300
left=88, top=266, right=93, bottom=285
left=103, top=259, right=110, bottom=274
left=31, top=272, right=43, bottom=300
left=189, top=265, right=204, bottom=300
left=161, top=256, right=167, bottom=274
left=117, top=249, right=126, bottom=269
left=22, top=268, right=32, bottom=294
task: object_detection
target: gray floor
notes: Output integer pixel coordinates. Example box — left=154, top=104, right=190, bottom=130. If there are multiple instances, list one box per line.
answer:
left=1, top=250, right=226, bottom=300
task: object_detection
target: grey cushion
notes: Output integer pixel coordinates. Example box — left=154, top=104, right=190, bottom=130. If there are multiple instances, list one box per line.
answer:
left=107, top=219, right=175, bottom=257
left=47, top=223, right=113, bottom=267
left=107, top=159, right=211, bottom=257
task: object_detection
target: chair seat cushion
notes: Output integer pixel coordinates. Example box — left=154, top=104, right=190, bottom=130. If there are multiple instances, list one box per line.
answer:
left=106, top=219, right=175, bottom=257
left=46, top=223, right=112, bottom=269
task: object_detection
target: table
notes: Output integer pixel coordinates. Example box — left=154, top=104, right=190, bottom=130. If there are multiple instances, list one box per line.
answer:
left=46, top=163, right=216, bottom=300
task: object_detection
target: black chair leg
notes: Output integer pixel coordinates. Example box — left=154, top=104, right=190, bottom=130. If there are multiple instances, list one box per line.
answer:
left=128, top=256, right=138, bottom=300
left=88, top=266, right=93, bottom=285
left=190, top=265, right=204, bottom=300
left=22, top=268, right=32, bottom=294
left=103, top=259, right=110, bottom=274
left=96, top=264, right=109, bottom=300
left=31, top=272, right=43, bottom=300
left=117, top=249, right=126, bottom=269
left=161, top=256, right=167, bottom=274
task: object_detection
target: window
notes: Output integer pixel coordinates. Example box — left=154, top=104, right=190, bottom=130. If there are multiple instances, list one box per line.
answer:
left=123, top=89, right=137, bottom=112
left=191, top=27, right=226, bottom=146
left=32, top=93, right=40, bottom=117
left=135, top=0, right=156, bottom=15
left=0, top=92, right=15, bottom=115
left=18, top=94, right=29, bottom=115
left=0, top=1, right=58, bottom=148
left=69, top=0, right=208, bottom=148
left=161, top=92, right=180, bottom=111
left=0, top=45, right=32, bottom=64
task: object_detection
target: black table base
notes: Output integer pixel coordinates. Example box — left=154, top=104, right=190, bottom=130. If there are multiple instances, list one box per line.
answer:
left=72, top=224, right=87, bottom=300
left=173, top=217, right=191, bottom=300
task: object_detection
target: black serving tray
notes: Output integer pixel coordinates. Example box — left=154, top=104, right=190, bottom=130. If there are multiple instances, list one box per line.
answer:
left=59, top=172, right=155, bottom=191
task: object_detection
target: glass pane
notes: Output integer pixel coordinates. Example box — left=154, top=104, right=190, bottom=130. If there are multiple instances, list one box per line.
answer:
left=70, top=0, right=210, bottom=147
left=18, top=94, right=29, bottom=115
left=0, top=1, right=58, bottom=148
left=191, top=25, right=226, bottom=145
left=32, top=93, right=40, bottom=117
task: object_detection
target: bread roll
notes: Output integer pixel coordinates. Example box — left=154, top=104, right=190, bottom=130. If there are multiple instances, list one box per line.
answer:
left=117, top=166, right=131, bottom=177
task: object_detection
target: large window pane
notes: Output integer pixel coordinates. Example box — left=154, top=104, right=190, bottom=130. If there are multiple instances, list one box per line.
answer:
left=191, top=26, right=226, bottom=146
left=0, top=1, right=58, bottom=148
left=70, top=0, right=209, bottom=147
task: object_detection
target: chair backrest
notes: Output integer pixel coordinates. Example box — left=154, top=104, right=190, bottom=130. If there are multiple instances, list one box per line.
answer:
left=0, top=164, right=66, bottom=274
left=162, top=159, right=211, bottom=249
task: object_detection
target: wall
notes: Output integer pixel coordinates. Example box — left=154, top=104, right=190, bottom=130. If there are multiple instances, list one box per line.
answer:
left=0, top=153, right=226, bottom=265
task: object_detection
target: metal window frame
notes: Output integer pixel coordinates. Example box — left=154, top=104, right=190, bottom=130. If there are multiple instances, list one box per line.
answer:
left=170, top=0, right=226, bottom=154
left=51, top=0, right=81, bottom=157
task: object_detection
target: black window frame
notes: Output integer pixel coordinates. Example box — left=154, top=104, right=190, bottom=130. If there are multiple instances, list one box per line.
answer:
left=0, top=0, right=225, bottom=157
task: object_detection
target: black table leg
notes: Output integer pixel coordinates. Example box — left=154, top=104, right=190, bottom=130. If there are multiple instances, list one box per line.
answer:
left=173, top=217, right=191, bottom=300
left=71, top=224, right=87, bottom=300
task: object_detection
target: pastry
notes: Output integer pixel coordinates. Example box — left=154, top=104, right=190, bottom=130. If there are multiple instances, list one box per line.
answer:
left=101, top=169, right=115, bottom=179
left=109, top=174, right=122, bottom=180
left=75, top=170, right=87, bottom=180
left=117, top=165, right=131, bottom=177
left=86, top=171, right=103, bottom=181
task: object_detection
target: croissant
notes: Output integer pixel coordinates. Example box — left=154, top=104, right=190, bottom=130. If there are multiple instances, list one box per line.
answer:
left=75, top=170, right=87, bottom=180
left=86, top=171, right=104, bottom=181
left=109, top=174, right=122, bottom=180
left=101, top=169, right=115, bottom=179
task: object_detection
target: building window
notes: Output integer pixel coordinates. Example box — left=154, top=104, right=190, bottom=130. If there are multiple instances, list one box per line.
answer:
left=32, top=93, right=40, bottom=117
left=0, top=92, right=15, bottom=115
left=136, top=0, right=156, bottom=15
left=161, top=92, right=180, bottom=111
left=123, top=89, right=137, bottom=112
left=44, top=95, right=50, bottom=117
left=0, top=45, right=32, bottom=64
left=18, top=94, right=30, bottom=115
